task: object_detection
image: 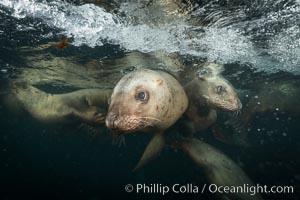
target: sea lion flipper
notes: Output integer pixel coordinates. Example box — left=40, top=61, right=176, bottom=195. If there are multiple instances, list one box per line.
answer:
left=211, top=125, right=230, bottom=144
left=180, top=138, right=264, bottom=200
left=133, top=133, right=165, bottom=171
left=9, top=84, right=111, bottom=124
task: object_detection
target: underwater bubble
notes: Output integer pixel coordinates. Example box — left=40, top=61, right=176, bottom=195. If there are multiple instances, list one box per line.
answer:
left=260, top=139, right=264, bottom=145
left=2, top=0, right=300, bottom=74
left=282, top=132, right=287, bottom=136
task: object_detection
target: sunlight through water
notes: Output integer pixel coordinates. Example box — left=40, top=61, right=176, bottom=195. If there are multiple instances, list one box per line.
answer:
left=1, top=0, right=300, bottom=73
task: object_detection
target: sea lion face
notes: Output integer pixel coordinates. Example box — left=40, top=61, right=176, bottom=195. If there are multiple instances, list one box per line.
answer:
left=202, top=76, right=242, bottom=112
left=106, top=69, right=188, bottom=134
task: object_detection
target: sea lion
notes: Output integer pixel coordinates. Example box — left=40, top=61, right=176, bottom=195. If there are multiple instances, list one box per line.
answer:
left=172, top=138, right=264, bottom=200
left=184, top=63, right=242, bottom=133
left=9, top=82, right=112, bottom=125
left=227, top=78, right=300, bottom=146
left=7, top=66, right=261, bottom=200
left=105, top=68, right=188, bottom=170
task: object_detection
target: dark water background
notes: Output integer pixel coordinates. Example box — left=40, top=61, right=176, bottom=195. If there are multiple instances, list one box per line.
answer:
left=0, top=0, right=300, bottom=199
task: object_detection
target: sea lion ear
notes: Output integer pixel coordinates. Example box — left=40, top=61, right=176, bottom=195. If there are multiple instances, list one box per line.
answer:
left=121, top=66, right=138, bottom=75
left=204, top=62, right=225, bottom=75
left=197, top=67, right=212, bottom=80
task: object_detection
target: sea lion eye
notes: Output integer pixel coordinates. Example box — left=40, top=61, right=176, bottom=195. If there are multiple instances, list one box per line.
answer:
left=136, top=91, right=148, bottom=102
left=216, top=86, right=226, bottom=94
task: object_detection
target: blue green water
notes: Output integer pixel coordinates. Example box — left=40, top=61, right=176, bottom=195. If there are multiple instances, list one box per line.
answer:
left=0, top=0, right=300, bottom=199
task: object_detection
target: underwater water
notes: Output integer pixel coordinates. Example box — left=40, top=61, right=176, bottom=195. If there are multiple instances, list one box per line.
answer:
left=0, top=0, right=299, bottom=199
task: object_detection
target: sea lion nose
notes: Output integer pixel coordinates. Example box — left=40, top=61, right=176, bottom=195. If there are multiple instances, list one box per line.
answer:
left=106, top=114, right=117, bottom=128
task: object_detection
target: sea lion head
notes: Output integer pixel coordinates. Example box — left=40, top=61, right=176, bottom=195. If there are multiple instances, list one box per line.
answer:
left=202, top=76, right=242, bottom=112
left=105, top=69, right=188, bottom=133
left=197, top=64, right=242, bottom=112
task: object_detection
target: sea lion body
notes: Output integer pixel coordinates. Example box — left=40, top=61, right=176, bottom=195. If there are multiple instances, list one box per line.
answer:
left=10, top=83, right=112, bottom=125
left=177, top=138, right=263, bottom=200
left=242, top=80, right=300, bottom=120
left=228, top=79, right=300, bottom=146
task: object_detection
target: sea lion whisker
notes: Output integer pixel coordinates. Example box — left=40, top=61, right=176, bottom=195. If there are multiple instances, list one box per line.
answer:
left=140, top=119, right=154, bottom=127
left=231, top=110, right=237, bottom=118
left=234, top=110, right=239, bottom=118
left=129, top=119, right=149, bottom=130
left=235, top=109, right=241, bottom=117
left=231, top=111, right=235, bottom=117
left=233, top=109, right=242, bottom=118
left=203, top=95, right=210, bottom=99
left=235, top=110, right=239, bottom=117
left=138, top=116, right=162, bottom=122
left=215, top=98, right=228, bottom=108
left=131, top=123, right=141, bottom=130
